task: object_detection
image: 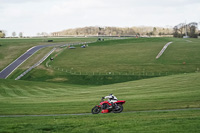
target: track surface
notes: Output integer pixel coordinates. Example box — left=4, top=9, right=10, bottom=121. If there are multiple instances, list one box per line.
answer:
left=0, top=108, right=199, bottom=118
left=0, top=44, right=58, bottom=79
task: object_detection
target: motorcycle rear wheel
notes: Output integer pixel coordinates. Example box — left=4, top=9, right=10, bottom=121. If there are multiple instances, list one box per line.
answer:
left=91, top=106, right=101, bottom=114
left=113, top=104, right=123, bottom=113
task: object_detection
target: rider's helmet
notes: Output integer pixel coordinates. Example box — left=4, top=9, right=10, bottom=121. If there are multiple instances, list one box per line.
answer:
left=109, top=94, right=113, bottom=96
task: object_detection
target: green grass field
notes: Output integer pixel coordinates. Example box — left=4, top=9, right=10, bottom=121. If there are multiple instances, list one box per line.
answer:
left=0, top=37, right=200, bottom=132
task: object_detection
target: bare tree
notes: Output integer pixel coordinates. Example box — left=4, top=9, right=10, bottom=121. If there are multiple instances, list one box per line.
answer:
left=12, top=32, right=16, bottom=37
left=173, top=22, right=198, bottom=38
left=0, top=30, right=6, bottom=38
left=19, top=32, right=23, bottom=38
left=188, top=22, right=198, bottom=38
left=153, top=27, right=157, bottom=35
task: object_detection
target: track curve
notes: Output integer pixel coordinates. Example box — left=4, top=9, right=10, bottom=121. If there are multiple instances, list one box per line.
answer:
left=0, top=44, right=59, bottom=79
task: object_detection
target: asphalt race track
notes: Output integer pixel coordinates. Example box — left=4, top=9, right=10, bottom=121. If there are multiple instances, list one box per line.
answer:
left=0, top=108, right=199, bottom=118
left=0, top=44, right=58, bottom=79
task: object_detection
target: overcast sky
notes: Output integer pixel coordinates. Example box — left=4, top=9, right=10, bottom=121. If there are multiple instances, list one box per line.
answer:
left=0, top=0, right=200, bottom=36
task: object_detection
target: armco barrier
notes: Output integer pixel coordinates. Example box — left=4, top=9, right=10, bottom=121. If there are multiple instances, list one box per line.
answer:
left=156, top=42, right=172, bottom=59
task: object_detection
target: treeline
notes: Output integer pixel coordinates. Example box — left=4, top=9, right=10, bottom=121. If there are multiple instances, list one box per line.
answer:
left=173, top=22, right=199, bottom=38
left=51, top=26, right=173, bottom=36
left=0, top=30, right=5, bottom=38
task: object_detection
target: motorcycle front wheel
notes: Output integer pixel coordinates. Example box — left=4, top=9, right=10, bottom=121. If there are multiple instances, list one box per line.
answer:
left=91, top=106, right=101, bottom=114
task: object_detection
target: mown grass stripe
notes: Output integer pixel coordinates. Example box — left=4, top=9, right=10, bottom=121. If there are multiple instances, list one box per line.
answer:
left=0, top=86, right=13, bottom=97
left=5, top=84, right=27, bottom=97
left=22, top=86, right=41, bottom=96
left=34, top=87, right=54, bottom=95
left=0, top=85, right=15, bottom=97
left=10, top=85, right=34, bottom=97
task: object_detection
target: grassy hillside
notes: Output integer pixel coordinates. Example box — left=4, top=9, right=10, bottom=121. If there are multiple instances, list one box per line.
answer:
left=50, top=37, right=200, bottom=73
left=1, top=72, right=200, bottom=115
left=0, top=72, right=200, bottom=132
left=21, top=37, right=200, bottom=84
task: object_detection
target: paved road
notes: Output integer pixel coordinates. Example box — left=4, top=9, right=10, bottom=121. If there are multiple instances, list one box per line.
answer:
left=0, top=44, right=58, bottom=79
left=0, top=108, right=199, bottom=118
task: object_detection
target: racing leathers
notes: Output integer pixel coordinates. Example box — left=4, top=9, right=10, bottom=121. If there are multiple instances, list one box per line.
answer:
left=104, top=95, right=118, bottom=103
left=103, top=94, right=118, bottom=109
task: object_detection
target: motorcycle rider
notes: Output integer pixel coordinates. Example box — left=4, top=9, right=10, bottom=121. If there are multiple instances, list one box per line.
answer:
left=102, top=94, right=118, bottom=109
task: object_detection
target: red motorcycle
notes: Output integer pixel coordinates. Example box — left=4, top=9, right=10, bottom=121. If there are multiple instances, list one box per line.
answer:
left=91, top=98, right=126, bottom=114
